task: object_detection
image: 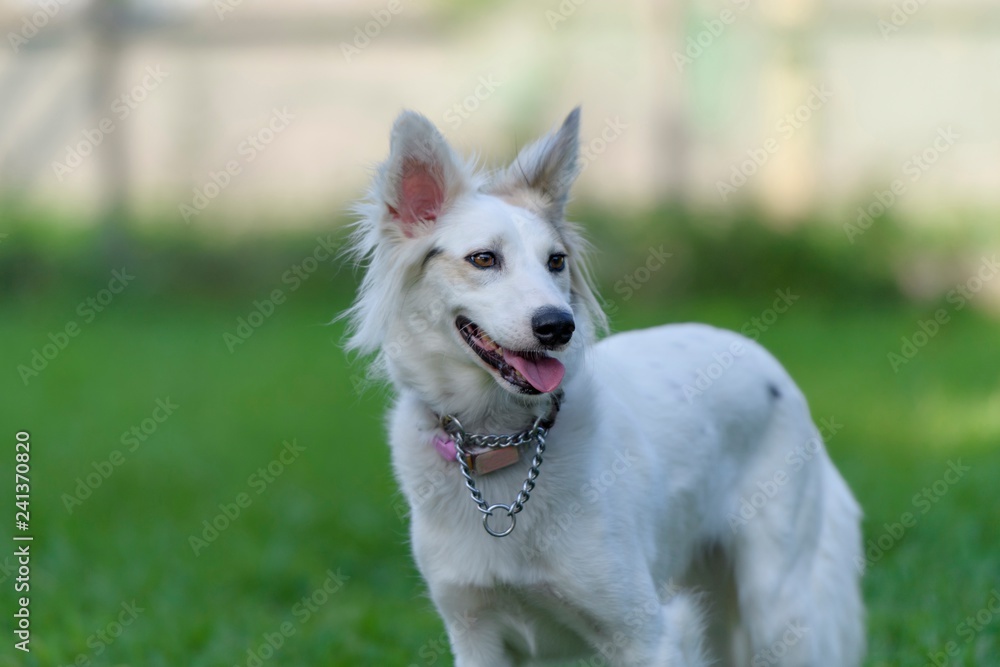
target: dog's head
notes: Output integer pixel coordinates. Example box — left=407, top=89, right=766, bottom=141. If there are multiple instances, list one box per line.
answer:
left=344, top=108, right=606, bottom=406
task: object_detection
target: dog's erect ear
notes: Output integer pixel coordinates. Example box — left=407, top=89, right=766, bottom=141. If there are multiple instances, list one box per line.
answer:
left=492, top=107, right=581, bottom=222
left=378, top=111, right=469, bottom=237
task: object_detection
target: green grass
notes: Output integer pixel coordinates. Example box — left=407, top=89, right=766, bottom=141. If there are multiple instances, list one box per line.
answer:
left=2, top=283, right=999, bottom=666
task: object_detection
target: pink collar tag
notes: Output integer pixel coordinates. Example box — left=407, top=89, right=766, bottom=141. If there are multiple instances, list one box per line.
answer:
left=433, top=434, right=457, bottom=461
left=433, top=433, right=521, bottom=475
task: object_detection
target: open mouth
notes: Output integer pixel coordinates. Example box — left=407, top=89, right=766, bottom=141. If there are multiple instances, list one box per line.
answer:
left=456, top=316, right=565, bottom=394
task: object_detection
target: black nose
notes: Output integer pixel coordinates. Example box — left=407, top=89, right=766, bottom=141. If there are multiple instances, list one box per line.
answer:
left=532, top=307, right=575, bottom=347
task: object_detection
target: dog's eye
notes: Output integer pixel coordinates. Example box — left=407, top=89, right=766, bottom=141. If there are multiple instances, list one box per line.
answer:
left=468, top=252, right=497, bottom=269
left=548, top=253, right=567, bottom=272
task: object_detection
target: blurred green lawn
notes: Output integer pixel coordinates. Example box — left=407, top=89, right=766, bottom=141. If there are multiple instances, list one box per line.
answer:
left=2, top=221, right=1000, bottom=666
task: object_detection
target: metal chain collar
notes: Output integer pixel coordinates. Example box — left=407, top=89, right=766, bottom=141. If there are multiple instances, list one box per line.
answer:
left=439, top=393, right=561, bottom=538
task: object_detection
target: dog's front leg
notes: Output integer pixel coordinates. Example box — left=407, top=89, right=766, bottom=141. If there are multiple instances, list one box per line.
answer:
left=651, top=592, right=710, bottom=667
left=552, top=580, right=709, bottom=667
left=431, top=586, right=517, bottom=667
left=446, top=619, right=515, bottom=667
left=607, top=593, right=709, bottom=667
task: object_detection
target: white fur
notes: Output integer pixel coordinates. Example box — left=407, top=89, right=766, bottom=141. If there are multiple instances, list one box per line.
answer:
left=345, top=108, right=865, bottom=666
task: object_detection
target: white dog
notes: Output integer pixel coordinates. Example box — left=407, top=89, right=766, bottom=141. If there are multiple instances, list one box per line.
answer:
left=344, top=108, right=865, bottom=666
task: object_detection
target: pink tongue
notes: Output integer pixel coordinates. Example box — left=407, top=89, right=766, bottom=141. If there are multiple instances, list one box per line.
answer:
left=502, top=351, right=565, bottom=393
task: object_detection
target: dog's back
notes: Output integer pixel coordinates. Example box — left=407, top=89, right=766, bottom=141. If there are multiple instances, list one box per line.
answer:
left=594, top=323, right=865, bottom=665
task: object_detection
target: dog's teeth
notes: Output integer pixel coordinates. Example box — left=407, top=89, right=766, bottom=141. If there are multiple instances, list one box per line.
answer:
left=478, top=333, right=502, bottom=352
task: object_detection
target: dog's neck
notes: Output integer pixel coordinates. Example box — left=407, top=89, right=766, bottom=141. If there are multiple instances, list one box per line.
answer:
left=420, top=386, right=558, bottom=436
left=388, top=337, right=589, bottom=436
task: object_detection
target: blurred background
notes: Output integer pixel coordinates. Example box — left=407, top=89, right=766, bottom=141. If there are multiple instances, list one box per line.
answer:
left=1, top=1, right=998, bottom=665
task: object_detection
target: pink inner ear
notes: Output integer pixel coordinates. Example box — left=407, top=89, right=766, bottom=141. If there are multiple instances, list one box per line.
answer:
left=393, top=160, right=444, bottom=234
